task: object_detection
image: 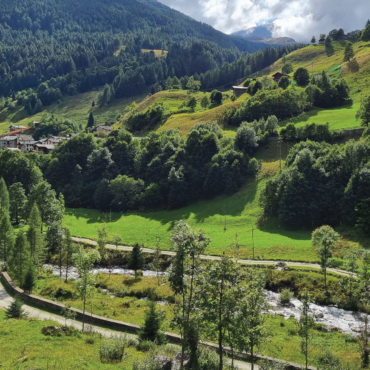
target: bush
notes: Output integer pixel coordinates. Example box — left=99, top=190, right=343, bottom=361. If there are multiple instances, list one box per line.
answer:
left=99, top=338, right=125, bottom=364
left=137, top=340, right=157, bottom=352
left=317, top=349, right=341, bottom=367
left=288, top=327, right=297, bottom=336
left=198, top=347, right=220, bottom=370
left=293, top=67, right=310, bottom=86
left=328, top=258, right=344, bottom=268
left=5, top=300, right=27, bottom=319
left=41, top=280, right=76, bottom=300
left=279, top=289, right=294, bottom=305
left=210, top=90, right=223, bottom=104
left=132, top=357, right=162, bottom=370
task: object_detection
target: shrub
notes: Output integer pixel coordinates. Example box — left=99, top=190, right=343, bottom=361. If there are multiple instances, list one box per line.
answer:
left=41, top=280, right=76, bottom=300
left=139, top=300, right=167, bottom=345
left=328, top=258, right=344, bottom=268
left=198, top=347, right=220, bottom=370
left=279, top=289, right=294, bottom=305
left=210, top=90, right=223, bottom=104
left=282, top=62, right=294, bottom=74
left=137, top=340, right=157, bottom=352
left=344, top=334, right=357, bottom=343
left=317, top=349, right=341, bottom=367
left=132, top=357, right=162, bottom=370
left=5, top=300, right=27, bottom=319
left=99, top=338, right=125, bottom=364
left=288, top=327, right=297, bottom=336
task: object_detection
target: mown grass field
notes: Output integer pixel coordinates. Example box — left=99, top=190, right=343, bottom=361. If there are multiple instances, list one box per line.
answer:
left=0, top=309, right=146, bottom=369
left=34, top=273, right=362, bottom=367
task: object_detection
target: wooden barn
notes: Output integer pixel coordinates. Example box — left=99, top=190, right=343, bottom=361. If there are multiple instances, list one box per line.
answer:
left=272, top=72, right=288, bottom=82
left=232, top=86, right=248, bottom=96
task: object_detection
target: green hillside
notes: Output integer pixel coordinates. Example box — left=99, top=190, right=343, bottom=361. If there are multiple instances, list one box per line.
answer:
left=254, top=40, right=370, bottom=130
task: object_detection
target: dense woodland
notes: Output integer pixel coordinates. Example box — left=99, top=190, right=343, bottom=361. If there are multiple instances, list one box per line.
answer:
left=261, top=129, right=370, bottom=231
left=0, top=0, right=303, bottom=116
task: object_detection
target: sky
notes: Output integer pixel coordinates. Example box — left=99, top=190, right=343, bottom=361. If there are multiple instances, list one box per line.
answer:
left=159, top=0, right=370, bottom=42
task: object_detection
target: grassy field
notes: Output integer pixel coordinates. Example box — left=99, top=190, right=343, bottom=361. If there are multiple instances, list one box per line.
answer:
left=141, top=49, right=168, bottom=57
left=280, top=103, right=362, bottom=131
left=0, top=309, right=146, bottom=369
left=33, top=272, right=362, bottom=367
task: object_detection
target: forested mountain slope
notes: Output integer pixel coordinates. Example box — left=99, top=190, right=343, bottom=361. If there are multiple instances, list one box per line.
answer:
left=0, top=0, right=267, bottom=100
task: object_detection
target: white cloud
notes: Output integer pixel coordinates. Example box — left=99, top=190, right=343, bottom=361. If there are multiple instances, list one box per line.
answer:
left=159, top=0, right=370, bottom=42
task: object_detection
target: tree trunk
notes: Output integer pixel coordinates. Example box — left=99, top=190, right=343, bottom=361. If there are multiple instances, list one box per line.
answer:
left=218, top=281, right=224, bottom=370
left=82, top=296, right=86, bottom=331
left=65, top=254, right=69, bottom=283
left=251, top=345, right=254, bottom=370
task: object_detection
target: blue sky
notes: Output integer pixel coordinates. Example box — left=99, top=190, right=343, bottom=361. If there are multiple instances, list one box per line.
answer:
left=159, top=0, right=370, bottom=41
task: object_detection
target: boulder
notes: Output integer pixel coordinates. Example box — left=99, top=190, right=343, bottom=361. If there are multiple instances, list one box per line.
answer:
left=154, top=356, right=172, bottom=370
left=41, top=326, right=69, bottom=337
left=173, top=353, right=190, bottom=368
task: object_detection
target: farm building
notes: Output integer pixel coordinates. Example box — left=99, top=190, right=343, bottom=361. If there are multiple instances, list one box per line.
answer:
left=272, top=72, right=288, bottom=82
left=232, top=86, right=248, bottom=96
left=318, top=38, right=325, bottom=44
left=96, top=125, right=113, bottom=133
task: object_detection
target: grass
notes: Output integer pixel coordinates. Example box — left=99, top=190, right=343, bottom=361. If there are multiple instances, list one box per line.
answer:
left=280, top=103, right=362, bottom=131
left=141, top=49, right=168, bottom=57
left=0, top=309, right=146, bottom=369
left=32, top=272, right=362, bottom=367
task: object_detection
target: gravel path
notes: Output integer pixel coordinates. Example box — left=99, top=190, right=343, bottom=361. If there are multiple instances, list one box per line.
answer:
left=72, top=236, right=353, bottom=278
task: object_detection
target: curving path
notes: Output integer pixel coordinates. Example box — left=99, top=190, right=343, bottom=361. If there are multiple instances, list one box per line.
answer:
left=71, top=236, right=354, bottom=278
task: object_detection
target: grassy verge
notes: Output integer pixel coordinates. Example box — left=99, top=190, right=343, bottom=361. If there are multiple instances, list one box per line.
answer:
left=0, top=309, right=146, bottom=369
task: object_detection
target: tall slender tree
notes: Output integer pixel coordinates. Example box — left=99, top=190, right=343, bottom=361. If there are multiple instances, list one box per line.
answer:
left=26, top=203, right=44, bottom=269
left=298, top=290, right=314, bottom=370
left=169, top=221, right=210, bottom=369
left=0, top=178, right=10, bottom=219
left=9, top=232, right=31, bottom=287
left=0, top=213, right=14, bottom=264
left=73, top=247, right=101, bottom=331
left=9, top=182, right=27, bottom=225
left=63, top=228, right=74, bottom=283
left=128, top=243, right=144, bottom=278
left=311, top=225, right=340, bottom=291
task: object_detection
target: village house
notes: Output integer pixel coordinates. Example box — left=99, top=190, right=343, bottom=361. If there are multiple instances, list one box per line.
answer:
left=232, top=86, right=249, bottom=96
left=96, top=125, right=113, bottom=133
left=35, top=144, right=55, bottom=154
left=318, top=38, right=325, bottom=44
left=16, top=134, right=35, bottom=153
left=10, top=125, right=26, bottom=132
left=272, top=72, right=288, bottom=82
left=0, top=136, right=18, bottom=150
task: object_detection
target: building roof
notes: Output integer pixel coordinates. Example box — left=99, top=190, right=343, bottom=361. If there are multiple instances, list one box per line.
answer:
left=10, top=125, right=26, bottom=129
left=16, top=134, right=33, bottom=142
left=232, top=86, right=249, bottom=90
left=1, top=136, right=17, bottom=141
left=272, top=72, right=288, bottom=77
left=36, top=144, right=55, bottom=150
left=5, top=147, right=21, bottom=151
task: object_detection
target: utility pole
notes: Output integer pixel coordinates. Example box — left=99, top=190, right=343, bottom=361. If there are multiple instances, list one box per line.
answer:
left=252, top=228, right=255, bottom=260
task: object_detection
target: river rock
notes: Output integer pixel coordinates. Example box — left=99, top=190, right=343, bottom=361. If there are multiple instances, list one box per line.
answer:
left=42, top=326, right=69, bottom=336
left=154, top=356, right=172, bottom=370
left=173, top=353, right=190, bottom=368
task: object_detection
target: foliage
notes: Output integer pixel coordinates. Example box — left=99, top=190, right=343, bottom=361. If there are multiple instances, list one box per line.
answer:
left=294, top=68, right=310, bottom=86
left=139, top=300, right=166, bottom=344
left=210, top=90, right=223, bottom=104
left=282, top=62, right=294, bottom=74
left=200, top=95, right=210, bottom=109
left=5, top=299, right=27, bottom=319
left=343, top=43, right=355, bottom=62
left=99, top=338, right=125, bottom=364
left=261, top=139, right=370, bottom=229
left=186, top=97, right=197, bottom=111
left=128, top=243, right=145, bottom=278
left=356, top=95, right=370, bottom=126
left=234, top=123, right=259, bottom=154
left=0, top=212, right=14, bottom=263
left=278, top=76, right=290, bottom=89
left=0, top=177, right=10, bottom=219
left=126, top=104, right=164, bottom=131
left=9, top=232, right=31, bottom=287
left=361, top=25, right=370, bottom=41
left=279, top=289, right=294, bottom=305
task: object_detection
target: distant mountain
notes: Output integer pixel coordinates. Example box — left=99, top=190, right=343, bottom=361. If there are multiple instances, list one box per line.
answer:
left=232, top=24, right=296, bottom=45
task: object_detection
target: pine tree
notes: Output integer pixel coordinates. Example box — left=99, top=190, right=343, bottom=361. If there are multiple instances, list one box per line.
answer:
left=311, top=36, right=316, bottom=44
left=23, top=265, right=36, bottom=293
left=86, top=112, right=95, bottom=130
left=9, top=182, right=27, bottom=225
left=343, top=43, right=355, bottom=62
left=0, top=178, right=10, bottom=219
left=0, top=213, right=14, bottom=264
left=9, top=232, right=31, bottom=287
left=128, top=243, right=144, bottom=278
left=26, top=203, right=44, bottom=269
left=139, top=300, right=166, bottom=344
left=5, top=299, right=27, bottom=319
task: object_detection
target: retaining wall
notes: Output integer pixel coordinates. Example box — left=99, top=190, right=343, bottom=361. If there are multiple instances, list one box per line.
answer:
left=0, top=271, right=315, bottom=369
